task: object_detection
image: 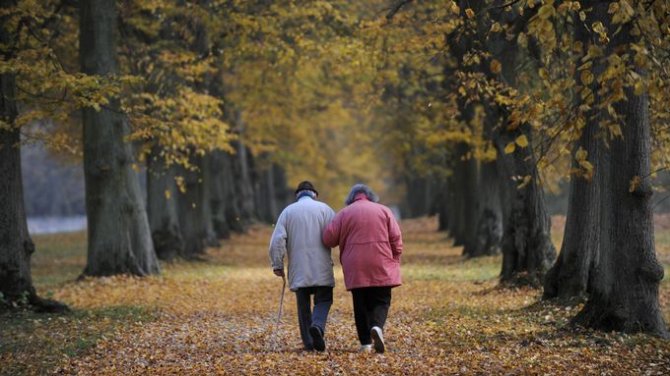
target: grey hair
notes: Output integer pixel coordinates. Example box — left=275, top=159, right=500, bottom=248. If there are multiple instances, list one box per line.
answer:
left=345, top=184, right=379, bottom=205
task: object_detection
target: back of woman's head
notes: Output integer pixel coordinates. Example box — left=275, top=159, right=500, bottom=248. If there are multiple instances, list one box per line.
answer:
left=345, top=184, right=380, bottom=206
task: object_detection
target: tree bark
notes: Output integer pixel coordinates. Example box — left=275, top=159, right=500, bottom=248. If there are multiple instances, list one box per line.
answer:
left=571, top=1, right=667, bottom=337
left=404, top=175, right=438, bottom=218
left=80, top=0, right=159, bottom=276
left=544, top=11, right=603, bottom=300
left=467, top=159, right=502, bottom=257
left=543, top=120, right=601, bottom=299
left=208, top=150, right=231, bottom=239
left=496, top=126, right=556, bottom=286
left=0, top=73, right=35, bottom=306
left=146, top=147, right=184, bottom=261
left=255, top=161, right=279, bottom=223
left=489, top=9, right=555, bottom=286
left=272, top=163, right=292, bottom=214
left=220, top=151, right=245, bottom=233
left=176, top=155, right=219, bottom=257
left=231, top=141, right=256, bottom=228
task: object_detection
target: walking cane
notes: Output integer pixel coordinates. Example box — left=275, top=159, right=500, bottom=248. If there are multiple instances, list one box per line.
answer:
left=270, top=274, right=286, bottom=352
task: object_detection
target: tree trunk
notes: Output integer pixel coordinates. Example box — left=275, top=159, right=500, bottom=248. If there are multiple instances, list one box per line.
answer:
left=449, top=143, right=477, bottom=249
left=544, top=12, right=603, bottom=300
left=0, top=72, right=33, bottom=306
left=496, top=126, right=556, bottom=286
left=405, top=175, right=439, bottom=218
left=467, top=160, right=502, bottom=257
left=80, top=0, right=159, bottom=276
left=572, top=1, right=667, bottom=337
left=255, top=162, right=279, bottom=223
left=200, top=155, right=220, bottom=246
left=208, top=151, right=231, bottom=239
left=232, top=141, right=256, bottom=228
left=177, top=155, right=219, bottom=257
left=220, top=151, right=245, bottom=233
left=490, top=11, right=555, bottom=286
left=543, top=121, right=601, bottom=299
left=146, top=147, right=184, bottom=261
left=272, top=163, right=292, bottom=213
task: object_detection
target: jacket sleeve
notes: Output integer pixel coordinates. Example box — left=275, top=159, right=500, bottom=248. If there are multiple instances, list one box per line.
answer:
left=322, top=211, right=341, bottom=248
left=269, top=211, right=288, bottom=270
left=387, top=211, right=403, bottom=261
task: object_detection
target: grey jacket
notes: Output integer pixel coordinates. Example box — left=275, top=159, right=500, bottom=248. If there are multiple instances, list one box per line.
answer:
left=269, top=196, right=336, bottom=291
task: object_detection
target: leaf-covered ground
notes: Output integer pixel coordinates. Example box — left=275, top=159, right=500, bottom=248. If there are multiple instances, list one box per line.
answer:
left=2, top=217, right=670, bottom=375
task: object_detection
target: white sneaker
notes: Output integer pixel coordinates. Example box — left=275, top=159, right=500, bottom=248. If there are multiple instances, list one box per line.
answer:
left=359, top=344, right=373, bottom=353
left=370, top=326, right=385, bottom=353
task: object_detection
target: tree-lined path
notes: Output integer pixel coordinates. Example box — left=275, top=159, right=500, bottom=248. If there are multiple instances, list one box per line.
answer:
left=3, top=217, right=669, bottom=375
left=3, top=1, right=670, bottom=374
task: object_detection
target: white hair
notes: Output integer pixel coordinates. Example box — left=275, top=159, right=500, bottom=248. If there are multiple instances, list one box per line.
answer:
left=345, top=184, right=379, bottom=205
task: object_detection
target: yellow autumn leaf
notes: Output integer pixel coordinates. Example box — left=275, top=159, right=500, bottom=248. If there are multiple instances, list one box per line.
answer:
left=580, top=70, right=594, bottom=85
left=490, top=22, right=502, bottom=33
left=490, top=59, right=502, bottom=74
left=515, top=134, right=529, bottom=148
left=629, top=175, right=642, bottom=192
left=465, top=8, right=475, bottom=19
left=504, top=142, right=516, bottom=154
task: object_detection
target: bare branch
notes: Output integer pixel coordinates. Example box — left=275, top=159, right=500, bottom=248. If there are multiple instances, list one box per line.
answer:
left=385, top=0, right=414, bottom=21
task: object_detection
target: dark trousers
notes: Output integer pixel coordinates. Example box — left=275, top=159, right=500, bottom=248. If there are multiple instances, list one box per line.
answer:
left=295, top=286, right=333, bottom=350
left=351, top=287, right=392, bottom=345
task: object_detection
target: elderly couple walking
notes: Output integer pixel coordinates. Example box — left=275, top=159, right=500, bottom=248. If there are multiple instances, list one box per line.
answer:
left=268, top=181, right=403, bottom=353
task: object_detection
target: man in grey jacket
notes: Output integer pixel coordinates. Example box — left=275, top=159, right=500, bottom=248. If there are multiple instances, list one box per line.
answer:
left=269, top=181, right=336, bottom=352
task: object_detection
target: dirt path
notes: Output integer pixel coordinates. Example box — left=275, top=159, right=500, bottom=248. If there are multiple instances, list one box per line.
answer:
left=12, top=218, right=669, bottom=375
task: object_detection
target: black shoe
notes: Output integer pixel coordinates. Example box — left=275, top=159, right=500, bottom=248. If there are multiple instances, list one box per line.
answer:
left=309, top=326, right=326, bottom=352
left=371, top=326, right=385, bottom=353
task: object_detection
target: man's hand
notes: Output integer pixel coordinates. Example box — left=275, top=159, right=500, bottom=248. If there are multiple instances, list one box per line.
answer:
left=273, top=269, right=285, bottom=277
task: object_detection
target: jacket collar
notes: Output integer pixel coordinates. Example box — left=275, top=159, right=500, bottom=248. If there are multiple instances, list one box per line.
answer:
left=353, top=192, right=369, bottom=202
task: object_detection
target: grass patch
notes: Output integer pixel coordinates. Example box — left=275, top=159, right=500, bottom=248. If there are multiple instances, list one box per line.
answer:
left=0, top=306, right=156, bottom=376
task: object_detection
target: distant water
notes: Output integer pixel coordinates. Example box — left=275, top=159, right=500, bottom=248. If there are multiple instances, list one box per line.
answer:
left=27, top=216, right=87, bottom=235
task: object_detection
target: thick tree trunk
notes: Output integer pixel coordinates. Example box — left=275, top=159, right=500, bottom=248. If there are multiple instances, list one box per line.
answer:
left=445, top=178, right=459, bottom=234
left=496, top=127, right=556, bottom=286
left=255, top=162, right=279, bottom=223
left=488, top=11, right=555, bottom=286
left=220, top=151, right=245, bottom=233
left=80, top=0, right=159, bottom=276
left=200, top=155, right=220, bottom=246
left=544, top=13, right=603, bottom=300
left=466, top=160, right=502, bottom=257
left=232, top=141, right=256, bottom=228
left=272, top=163, right=292, bottom=213
left=572, top=1, right=667, bottom=337
left=146, top=147, right=184, bottom=261
left=543, top=121, right=601, bottom=299
left=0, top=74, right=34, bottom=305
left=449, top=143, right=477, bottom=249
left=177, top=155, right=219, bottom=257
left=208, top=151, right=231, bottom=239
left=404, top=176, right=435, bottom=218
left=0, top=2, right=67, bottom=312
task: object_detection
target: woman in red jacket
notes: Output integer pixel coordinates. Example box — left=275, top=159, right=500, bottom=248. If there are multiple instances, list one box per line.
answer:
left=323, top=184, right=403, bottom=353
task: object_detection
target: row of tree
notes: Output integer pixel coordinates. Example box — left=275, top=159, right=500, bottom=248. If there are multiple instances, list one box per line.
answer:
left=1, top=0, right=668, bottom=338
left=1, top=0, right=388, bottom=310
left=385, top=0, right=668, bottom=337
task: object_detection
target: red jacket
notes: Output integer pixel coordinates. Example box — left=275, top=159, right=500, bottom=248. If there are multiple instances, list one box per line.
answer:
left=323, top=194, right=403, bottom=290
